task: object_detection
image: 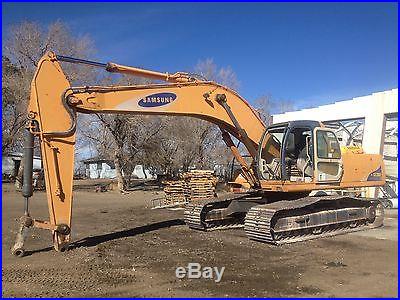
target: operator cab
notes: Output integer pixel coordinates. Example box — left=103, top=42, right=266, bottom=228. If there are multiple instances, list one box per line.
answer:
left=257, top=120, right=343, bottom=183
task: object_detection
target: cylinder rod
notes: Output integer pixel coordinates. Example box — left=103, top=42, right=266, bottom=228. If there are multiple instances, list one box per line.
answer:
left=56, top=55, right=107, bottom=68
left=24, top=198, right=29, bottom=216
left=55, top=54, right=192, bottom=83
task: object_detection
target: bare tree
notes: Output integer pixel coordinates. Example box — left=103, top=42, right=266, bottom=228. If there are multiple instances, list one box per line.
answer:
left=140, top=120, right=180, bottom=178
left=194, top=58, right=240, bottom=90
left=255, top=94, right=294, bottom=125
left=2, top=57, right=31, bottom=153
left=148, top=58, right=240, bottom=177
left=2, top=20, right=96, bottom=151
left=97, top=114, right=131, bottom=191
left=3, top=21, right=96, bottom=83
left=76, top=58, right=240, bottom=190
left=2, top=20, right=95, bottom=189
left=81, top=112, right=166, bottom=191
left=93, top=74, right=151, bottom=191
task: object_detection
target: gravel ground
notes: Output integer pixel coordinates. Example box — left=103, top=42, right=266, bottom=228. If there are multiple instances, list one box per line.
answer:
left=2, top=183, right=398, bottom=297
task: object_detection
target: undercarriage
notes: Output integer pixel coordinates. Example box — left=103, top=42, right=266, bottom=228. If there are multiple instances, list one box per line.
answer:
left=184, top=193, right=384, bottom=244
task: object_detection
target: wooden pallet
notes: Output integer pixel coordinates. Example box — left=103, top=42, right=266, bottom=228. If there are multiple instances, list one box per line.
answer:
left=160, top=170, right=217, bottom=207
left=182, top=170, right=217, bottom=203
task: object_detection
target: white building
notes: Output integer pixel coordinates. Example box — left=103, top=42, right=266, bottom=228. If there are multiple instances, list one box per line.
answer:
left=83, top=157, right=117, bottom=179
left=2, top=152, right=42, bottom=179
left=82, top=157, right=156, bottom=180
left=273, top=88, right=398, bottom=199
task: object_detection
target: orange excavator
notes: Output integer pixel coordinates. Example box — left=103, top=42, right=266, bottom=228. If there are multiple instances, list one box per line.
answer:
left=12, top=52, right=385, bottom=256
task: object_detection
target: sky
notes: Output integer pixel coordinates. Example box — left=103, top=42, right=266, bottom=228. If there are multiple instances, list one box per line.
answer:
left=2, top=2, right=398, bottom=111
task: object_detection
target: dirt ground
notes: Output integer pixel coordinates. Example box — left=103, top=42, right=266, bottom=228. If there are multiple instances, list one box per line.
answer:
left=2, top=183, right=398, bottom=297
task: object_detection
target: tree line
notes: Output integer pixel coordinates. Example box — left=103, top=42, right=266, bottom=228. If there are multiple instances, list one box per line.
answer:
left=2, top=21, right=293, bottom=192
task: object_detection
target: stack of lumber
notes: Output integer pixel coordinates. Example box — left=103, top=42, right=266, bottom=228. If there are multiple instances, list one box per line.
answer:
left=162, top=180, right=187, bottom=206
left=183, top=170, right=217, bottom=202
left=158, top=170, right=217, bottom=208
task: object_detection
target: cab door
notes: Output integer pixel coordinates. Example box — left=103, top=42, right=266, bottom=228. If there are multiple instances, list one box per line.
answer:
left=313, top=127, right=343, bottom=182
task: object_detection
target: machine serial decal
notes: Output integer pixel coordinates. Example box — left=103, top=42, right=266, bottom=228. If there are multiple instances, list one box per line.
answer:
left=367, top=166, right=382, bottom=181
left=138, top=92, right=177, bottom=107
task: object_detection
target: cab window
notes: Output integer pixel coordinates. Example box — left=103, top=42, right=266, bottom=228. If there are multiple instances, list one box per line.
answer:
left=316, top=131, right=341, bottom=159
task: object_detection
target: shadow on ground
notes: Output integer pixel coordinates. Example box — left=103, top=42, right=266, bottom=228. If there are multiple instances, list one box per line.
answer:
left=70, top=218, right=185, bottom=249
left=21, top=219, right=185, bottom=256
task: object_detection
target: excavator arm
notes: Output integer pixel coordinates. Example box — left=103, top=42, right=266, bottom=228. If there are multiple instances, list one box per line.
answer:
left=13, top=52, right=267, bottom=255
